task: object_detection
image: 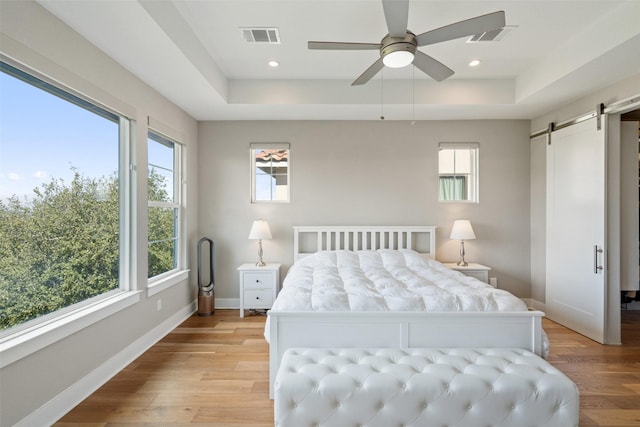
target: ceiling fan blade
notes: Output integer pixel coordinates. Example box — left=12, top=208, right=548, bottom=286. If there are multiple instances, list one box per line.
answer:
left=351, top=58, right=385, bottom=86
left=416, top=11, right=506, bottom=46
left=308, top=41, right=381, bottom=50
left=412, top=51, right=454, bottom=82
left=382, top=0, right=409, bottom=37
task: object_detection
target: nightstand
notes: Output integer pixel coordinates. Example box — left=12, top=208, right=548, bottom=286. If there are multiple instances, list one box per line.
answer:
left=443, top=262, right=492, bottom=285
left=237, top=263, right=281, bottom=318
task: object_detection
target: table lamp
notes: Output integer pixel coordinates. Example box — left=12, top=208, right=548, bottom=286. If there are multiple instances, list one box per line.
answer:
left=450, top=219, right=476, bottom=266
left=248, top=219, right=272, bottom=267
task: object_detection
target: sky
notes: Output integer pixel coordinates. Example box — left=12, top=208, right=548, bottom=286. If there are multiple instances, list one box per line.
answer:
left=0, top=70, right=119, bottom=201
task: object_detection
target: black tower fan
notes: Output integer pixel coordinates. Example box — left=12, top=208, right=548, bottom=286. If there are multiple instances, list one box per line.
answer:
left=197, top=237, right=215, bottom=316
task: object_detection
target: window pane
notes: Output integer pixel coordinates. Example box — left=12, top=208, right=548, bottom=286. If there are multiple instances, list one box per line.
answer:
left=148, top=133, right=175, bottom=202
left=148, top=207, right=177, bottom=278
left=0, top=63, right=121, bottom=331
left=438, top=149, right=455, bottom=174
left=255, top=174, right=275, bottom=201
left=439, top=176, right=467, bottom=200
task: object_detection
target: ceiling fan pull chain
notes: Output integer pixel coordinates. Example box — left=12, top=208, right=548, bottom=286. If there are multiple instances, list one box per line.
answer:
left=380, top=68, right=385, bottom=120
left=411, top=66, right=416, bottom=125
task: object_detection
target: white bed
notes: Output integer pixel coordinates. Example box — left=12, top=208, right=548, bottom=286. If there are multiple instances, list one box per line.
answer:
left=266, top=226, right=545, bottom=397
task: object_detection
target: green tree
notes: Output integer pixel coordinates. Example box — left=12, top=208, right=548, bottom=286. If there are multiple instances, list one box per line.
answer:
left=147, top=168, right=176, bottom=278
left=0, top=171, right=119, bottom=330
left=0, top=169, right=176, bottom=330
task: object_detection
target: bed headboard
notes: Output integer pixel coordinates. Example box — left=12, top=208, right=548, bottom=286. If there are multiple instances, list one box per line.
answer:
left=293, top=226, right=437, bottom=262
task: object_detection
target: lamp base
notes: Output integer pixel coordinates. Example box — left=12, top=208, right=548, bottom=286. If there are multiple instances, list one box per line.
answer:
left=256, top=239, right=267, bottom=267
left=457, top=240, right=468, bottom=267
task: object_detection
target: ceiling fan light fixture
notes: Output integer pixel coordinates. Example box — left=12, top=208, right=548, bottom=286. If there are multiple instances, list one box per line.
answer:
left=383, top=50, right=414, bottom=68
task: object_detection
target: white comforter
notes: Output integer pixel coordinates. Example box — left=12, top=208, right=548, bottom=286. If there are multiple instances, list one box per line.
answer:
left=270, top=249, right=528, bottom=312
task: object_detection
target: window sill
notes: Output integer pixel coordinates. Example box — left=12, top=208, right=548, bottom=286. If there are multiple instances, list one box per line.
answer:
left=147, top=269, right=190, bottom=297
left=0, top=290, right=142, bottom=368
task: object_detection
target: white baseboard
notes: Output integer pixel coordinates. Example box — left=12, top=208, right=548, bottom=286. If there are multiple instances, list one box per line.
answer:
left=523, top=298, right=546, bottom=312
left=15, top=302, right=196, bottom=427
left=525, top=297, right=640, bottom=311
left=214, top=297, right=239, bottom=309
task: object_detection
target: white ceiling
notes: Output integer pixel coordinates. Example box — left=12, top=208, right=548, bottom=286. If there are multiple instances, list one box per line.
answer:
left=37, top=0, right=640, bottom=121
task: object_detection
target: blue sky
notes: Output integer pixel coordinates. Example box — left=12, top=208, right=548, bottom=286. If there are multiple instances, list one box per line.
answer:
left=0, top=70, right=119, bottom=201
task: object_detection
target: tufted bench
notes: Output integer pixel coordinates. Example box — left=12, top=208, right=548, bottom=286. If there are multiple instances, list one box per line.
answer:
left=274, top=348, right=578, bottom=427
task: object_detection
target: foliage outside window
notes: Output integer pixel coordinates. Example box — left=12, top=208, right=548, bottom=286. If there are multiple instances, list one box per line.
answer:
left=438, top=143, right=479, bottom=203
left=148, top=131, right=183, bottom=279
left=0, top=61, right=127, bottom=332
left=251, top=143, right=290, bottom=203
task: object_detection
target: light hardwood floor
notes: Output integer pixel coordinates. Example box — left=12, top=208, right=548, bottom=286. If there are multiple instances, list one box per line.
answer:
left=55, top=309, right=640, bottom=427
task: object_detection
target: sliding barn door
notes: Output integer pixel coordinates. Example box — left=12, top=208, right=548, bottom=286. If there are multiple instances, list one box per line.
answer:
left=546, top=118, right=606, bottom=343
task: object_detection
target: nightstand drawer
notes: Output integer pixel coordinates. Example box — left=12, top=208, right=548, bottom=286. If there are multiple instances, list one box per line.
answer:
left=244, top=290, right=274, bottom=308
left=244, top=272, right=275, bottom=289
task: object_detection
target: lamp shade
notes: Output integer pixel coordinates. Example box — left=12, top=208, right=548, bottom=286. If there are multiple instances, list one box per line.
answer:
left=450, top=220, right=476, bottom=240
left=248, top=220, right=272, bottom=240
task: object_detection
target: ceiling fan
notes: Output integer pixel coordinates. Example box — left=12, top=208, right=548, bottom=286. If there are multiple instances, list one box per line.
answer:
left=308, top=0, right=505, bottom=86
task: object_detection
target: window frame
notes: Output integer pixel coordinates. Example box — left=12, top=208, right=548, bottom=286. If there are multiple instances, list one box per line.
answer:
left=0, top=58, right=139, bottom=366
left=250, top=142, right=290, bottom=203
left=438, top=142, right=479, bottom=203
left=147, top=129, right=188, bottom=294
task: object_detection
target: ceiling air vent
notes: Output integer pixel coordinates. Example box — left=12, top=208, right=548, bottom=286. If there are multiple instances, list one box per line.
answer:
left=466, top=25, right=516, bottom=43
left=240, top=27, right=281, bottom=44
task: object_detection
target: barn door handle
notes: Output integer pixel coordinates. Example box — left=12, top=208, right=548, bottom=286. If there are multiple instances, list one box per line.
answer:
left=594, top=245, right=603, bottom=274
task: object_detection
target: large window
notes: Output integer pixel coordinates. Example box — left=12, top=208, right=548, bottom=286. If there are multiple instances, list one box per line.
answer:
left=0, top=61, right=128, bottom=333
left=148, top=131, right=183, bottom=279
left=438, top=143, right=479, bottom=203
left=251, top=143, right=290, bottom=203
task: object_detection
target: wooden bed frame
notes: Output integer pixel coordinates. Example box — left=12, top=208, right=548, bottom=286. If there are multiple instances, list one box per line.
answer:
left=268, top=226, right=545, bottom=397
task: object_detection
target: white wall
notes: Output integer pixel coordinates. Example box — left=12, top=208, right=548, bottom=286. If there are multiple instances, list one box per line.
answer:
left=198, top=119, right=533, bottom=304
left=0, top=2, right=198, bottom=425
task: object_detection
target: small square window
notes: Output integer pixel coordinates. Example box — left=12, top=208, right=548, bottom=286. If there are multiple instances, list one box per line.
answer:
left=251, top=143, right=290, bottom=203
left=438, top=143, right=478, bottom=203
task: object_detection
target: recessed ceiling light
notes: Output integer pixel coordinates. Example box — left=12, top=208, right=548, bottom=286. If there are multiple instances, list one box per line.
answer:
left=268, top=60, right=280, bottom=67
left=469, top=59, right=481, bottom=67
